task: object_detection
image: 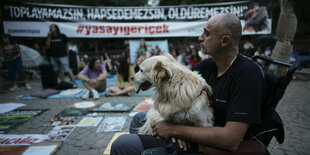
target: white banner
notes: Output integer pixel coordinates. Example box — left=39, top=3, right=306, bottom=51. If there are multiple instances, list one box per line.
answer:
left=3, top=1, right=272, bottom=38
left=3, top=19, right=271, bottom=38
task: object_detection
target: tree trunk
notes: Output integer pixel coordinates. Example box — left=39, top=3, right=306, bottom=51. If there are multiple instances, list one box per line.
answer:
left=270, top=0, right=297, bottom=76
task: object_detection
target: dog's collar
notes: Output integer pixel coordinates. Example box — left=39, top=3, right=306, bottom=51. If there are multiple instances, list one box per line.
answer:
left=197, top=87, right=212, bottom=107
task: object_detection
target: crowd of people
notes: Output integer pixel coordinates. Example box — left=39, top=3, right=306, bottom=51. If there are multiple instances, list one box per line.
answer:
left=0, top=28, right=273, bottom=96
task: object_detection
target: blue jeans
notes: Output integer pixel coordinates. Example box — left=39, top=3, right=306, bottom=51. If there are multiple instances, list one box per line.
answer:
left=5, top=57, right=26, bottom=82
left=110, top=112, right=200, bottom=155
left=110, top=112, right=147, bottom=155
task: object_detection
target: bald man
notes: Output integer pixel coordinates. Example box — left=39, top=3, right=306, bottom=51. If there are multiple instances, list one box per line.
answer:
left=111, top=13, right=264, bottom=154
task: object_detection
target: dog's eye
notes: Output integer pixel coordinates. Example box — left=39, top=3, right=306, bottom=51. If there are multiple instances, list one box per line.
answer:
left=140, top=68, right=143, bottom=72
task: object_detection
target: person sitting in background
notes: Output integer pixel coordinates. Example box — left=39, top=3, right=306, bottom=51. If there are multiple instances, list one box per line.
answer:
left=264, top=47, right=272, bottom=57
left=106, top=56, right=135, bottom=96
left=254, top=46, right=266, bottom=66
left=181, top=46, right=192, bottom=66
left=102, top=52, right=115, bottom=75
left=134, top=53, right=146, bottom=73
left=188, top=48, right=202, bottom=69
left=79, top=54, right=89, bottom=71
left=0, top=34, right=31, bottom=91
left=78, top=56, right=108, bottom=99
left=170, top=48, right=182, bottom=64
left=243, top=40, right=255, bottom=56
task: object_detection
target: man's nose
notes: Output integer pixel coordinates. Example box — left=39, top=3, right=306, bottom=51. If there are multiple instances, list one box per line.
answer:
left=198, top=34, right=203, bottom=42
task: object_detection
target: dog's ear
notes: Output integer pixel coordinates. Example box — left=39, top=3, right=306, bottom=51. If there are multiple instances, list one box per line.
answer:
left=151, top=61, right=172, bottom=82
left=164, top=53, right=176, bottom=62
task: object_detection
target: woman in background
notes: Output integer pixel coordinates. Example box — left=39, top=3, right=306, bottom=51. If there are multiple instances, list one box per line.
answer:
left=0, top=34, right=31, bottom=91
left=188, top=48, right=202, bottom=69
left=170, top=48, right=182, bottom=64
left=106, top=56, right=135, bottom=96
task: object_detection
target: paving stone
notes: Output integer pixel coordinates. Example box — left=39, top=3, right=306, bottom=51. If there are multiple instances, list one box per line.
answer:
left=74, top=140, right=86, bottom=147
left=82, top=145, right=91, bottom=151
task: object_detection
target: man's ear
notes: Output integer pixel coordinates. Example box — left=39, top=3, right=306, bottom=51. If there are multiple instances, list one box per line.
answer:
left=151, top=61, right=172, bottom=82
left=221, top=35, right=230, bottom=48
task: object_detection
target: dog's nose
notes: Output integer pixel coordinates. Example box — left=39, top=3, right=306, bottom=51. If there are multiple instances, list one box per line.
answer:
left=131, top=77, right=134, bottom=81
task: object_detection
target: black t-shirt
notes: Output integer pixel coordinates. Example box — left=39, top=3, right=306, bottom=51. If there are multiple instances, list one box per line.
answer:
left=193, top=54, right=264, bottom=139
left=49, top=33, right=68, bottom=57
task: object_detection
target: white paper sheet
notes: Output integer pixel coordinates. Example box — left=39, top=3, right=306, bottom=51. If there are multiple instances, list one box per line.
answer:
left=22, top=145, right=58, bottom=155
left=77, top=116, right=103, bottom=127
left=73, top=101, right=96, bottom=108
left=0, top=103, right=26, bottom=114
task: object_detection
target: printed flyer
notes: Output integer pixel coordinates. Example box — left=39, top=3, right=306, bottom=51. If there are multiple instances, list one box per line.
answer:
left=97, top=116, right=127, bottom=132
left=48, top=126, right=75, bottom=141
left=76, top=114, right=104, bottom=127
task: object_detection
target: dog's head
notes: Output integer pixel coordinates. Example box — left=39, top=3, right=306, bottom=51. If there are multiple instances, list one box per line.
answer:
left=133, top=54, right=175, bottom=93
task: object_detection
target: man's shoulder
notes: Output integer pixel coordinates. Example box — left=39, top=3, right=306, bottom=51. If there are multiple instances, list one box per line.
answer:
left=235, top=54, right=263, bottom=75
left=60, top=33, right=67, bottom=39
left=200, top=58, right=215, bottom=66
left=193, top=58, right=215, bottom=72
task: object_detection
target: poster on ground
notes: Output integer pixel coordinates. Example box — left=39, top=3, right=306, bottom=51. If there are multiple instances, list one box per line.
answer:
left=47, top=125, right=75, bottom=141
left=97, top=116, right=127, bottom=132
left=0, top=134, right=49, bottom=146
left=76, top=114, right=104, bottom=127
left=0, top=109, right=47, bottom=133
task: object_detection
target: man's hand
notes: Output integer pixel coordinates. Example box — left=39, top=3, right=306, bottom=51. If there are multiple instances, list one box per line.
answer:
left=89, top=79, right=97, bottom=85
left=152, top=121, right=191, bottom=151
left=172, top=137, right=191, bottom=151
left=151, top=120, right=174, bottom=137
left=151, top=121, right=191, bottom=151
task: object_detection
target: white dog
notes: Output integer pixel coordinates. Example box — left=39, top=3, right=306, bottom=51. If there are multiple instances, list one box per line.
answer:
left=133, top=54, right=213, bottom=136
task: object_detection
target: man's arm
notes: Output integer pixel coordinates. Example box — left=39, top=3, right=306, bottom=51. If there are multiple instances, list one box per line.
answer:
left=66, top=42, right=69, bottom=55
left=46, top=32, right=52, bottom=49
left=97, top=71, right=108, bottom=81
left=77, top=72, right=90, bottom=82
left=13, top=44, right=22, bottom=59
left=152, top=121, right=248, bottom=152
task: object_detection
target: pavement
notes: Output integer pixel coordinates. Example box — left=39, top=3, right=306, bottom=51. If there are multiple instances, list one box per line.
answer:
left=0, top=68, right=310, bottom=155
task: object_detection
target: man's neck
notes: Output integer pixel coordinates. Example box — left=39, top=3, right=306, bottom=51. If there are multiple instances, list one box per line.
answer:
left=52, top=32, right=59, bottom=36
left=213, top=49, right=238, bottom=77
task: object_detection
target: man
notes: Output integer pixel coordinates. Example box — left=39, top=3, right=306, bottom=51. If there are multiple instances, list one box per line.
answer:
left=46, top=24, right=77, bottom=87
left=78, top=56, right=108, bottom=99
left=111, top=13, right=264, bottom=154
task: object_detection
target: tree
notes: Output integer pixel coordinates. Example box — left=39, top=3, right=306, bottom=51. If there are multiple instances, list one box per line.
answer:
left=270, top=0, right=297, bottom=75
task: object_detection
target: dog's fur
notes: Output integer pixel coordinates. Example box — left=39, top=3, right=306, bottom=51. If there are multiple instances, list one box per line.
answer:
left=133, top=54, right=213, bottom=135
